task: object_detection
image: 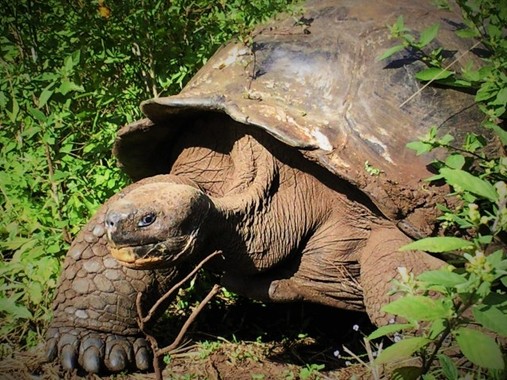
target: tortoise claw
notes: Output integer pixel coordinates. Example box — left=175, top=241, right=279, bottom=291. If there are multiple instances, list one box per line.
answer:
left=44, top=333, right=58, bottom=363
left=105, top=335, right=133, bottom=372
left=79, top=335, right=104, bottom=373
left=134, top=337, right=152, bottom=371
left=45, top=327, right=152, bottom=373
left=58, top=333, right=79, bottom=370
left=61, top=346, right=78, bottom=370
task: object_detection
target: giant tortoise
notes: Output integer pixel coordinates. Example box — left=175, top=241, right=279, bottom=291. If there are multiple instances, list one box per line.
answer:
left=45, top=0, right=485, bottom=374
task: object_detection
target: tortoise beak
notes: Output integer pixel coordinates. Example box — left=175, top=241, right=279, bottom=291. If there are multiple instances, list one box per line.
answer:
left=109, top=247, right=137, bottom=263
left=107, top=234, right=198, bottom=269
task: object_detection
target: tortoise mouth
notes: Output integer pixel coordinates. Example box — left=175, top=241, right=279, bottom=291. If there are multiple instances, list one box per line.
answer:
left=108, top=234, right=197, bottom=269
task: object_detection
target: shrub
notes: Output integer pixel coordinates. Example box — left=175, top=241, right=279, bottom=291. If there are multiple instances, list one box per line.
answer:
left=0, top=0, right=293, bottom=355
left=369, top=1, right=506, bottom=378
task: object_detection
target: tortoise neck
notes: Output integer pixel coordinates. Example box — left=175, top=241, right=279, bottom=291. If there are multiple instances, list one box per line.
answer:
left=205, top=135, right=279, bottom=259
left=211, top=134, right=278, bottom=219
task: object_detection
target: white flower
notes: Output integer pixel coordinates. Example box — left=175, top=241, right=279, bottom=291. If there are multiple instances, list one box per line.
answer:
left=352, top=324, right=359, bottom=331
left=333, top=349, right=340, bottom=358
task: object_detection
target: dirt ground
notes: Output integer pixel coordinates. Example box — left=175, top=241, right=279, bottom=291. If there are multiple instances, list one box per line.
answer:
left=0, top=300, right=379, bottom=379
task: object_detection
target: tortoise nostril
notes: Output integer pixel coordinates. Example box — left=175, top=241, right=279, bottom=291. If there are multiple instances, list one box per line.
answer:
left=105, top=211, right=126, bottom=229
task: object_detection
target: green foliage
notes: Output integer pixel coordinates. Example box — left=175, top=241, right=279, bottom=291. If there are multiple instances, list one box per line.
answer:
left=0, top=0, right=293, bottom=355
left=299, top=363, right=325, bottom=380
left=371, top=0, right=507, bottom=377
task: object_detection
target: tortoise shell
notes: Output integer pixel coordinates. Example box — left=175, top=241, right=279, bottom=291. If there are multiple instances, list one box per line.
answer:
left=114, top=0, right=483, bottom=237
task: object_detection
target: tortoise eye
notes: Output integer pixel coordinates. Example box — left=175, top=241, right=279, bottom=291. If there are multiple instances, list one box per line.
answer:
left=138, top=213, right=156, bottom=227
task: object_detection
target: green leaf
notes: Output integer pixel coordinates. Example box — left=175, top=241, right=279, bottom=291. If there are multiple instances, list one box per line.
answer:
left=445, top=154, right=465, bottom=169
left=476, top=84, right=497, bottom=102
left=375, top=337, right=431, bottom=364
left=28, top=106, right=47, bottom=122
left=38, top=86, right=54, bottom=108
left=401, top=236, right=473, bottom=253
left=377, top=44, right=405, bottom=61
left=428, top=318, right=447, bottom=340
left=367, top=323, right=414, bottom=340
left=437, top=354, right=458, bottom=380
left=455, top=28, right=480, bottom=38
left=417, top=270, right=466, bottom=288
left=391, top=366, right=422, bottom=380
left=8, top=96, right=19, bottom=122
left=454, top=327, right=504, bottom=370
left=415, top=68, right=453, bottom=81
left=0, top=298, right=33, bottom=319
left=406, top=140, right=434, bottom=155
left=440, top=168, right=499, bottom=202
left=58, top=80, right=84, bottom=95
left=419, top=23, right=440, bottom=47
left=382, top=295, right=450, bottom=321
left=472, top=305, right=507, bottom=337
left=487, top=122, right=507, bottom=146
left=493, top=87, right=507, bottom=106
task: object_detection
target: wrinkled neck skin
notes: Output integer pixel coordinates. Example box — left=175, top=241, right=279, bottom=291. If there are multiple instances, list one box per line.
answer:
left=169, top=117, right=371, bottom=276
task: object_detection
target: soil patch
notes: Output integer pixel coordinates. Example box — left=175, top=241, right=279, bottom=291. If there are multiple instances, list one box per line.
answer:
left=0, top=299, right=377, bottom=379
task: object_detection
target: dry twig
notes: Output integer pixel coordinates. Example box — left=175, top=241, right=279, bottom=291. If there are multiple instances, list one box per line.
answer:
left=135, top=251, right=223, bottom=380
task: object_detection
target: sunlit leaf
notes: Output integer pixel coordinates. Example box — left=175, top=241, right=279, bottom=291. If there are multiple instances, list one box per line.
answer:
left=440, top=168, right=499, bottom=202
left=417, top=270, right=466, bottom=288
left=415, top=68, right=453, bottom=81
left=454, top=327, right=504, bottom=370
left=375, top=337, right=431, bottom=364
left=38, top=87, right=54, bottom=108
left=406, top=141, right=434, bottom=155
left=472, top=305, right=507, bottom=337
left=401, top=236, right=473, bottom=253
left=377, top=44, right=405, bottom=61
left=382, top=295, right=450, bottom=321
left=418, top=23, right=440, bottom=47
left=58, top=80, right=84, bottom=95
left=0, top=298, right=33, bottom=319
left=445, top=154, right=465, bottom=169
left=367, top=323, right=414, bottom=340
left=437, top=354, right=458, bottom=380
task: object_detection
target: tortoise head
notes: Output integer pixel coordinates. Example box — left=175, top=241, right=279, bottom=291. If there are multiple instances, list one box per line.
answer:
left=104, top=182, right=212, bottom=269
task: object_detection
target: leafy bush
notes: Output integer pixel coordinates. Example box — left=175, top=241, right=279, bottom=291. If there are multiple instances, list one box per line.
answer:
left=0, top=0, right=293, bottom=355
left=369, top=0, right=506, bottom=378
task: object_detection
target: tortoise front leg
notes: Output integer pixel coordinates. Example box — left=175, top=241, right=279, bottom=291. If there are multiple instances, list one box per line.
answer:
left=45, top=177, right=188, bottom=374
